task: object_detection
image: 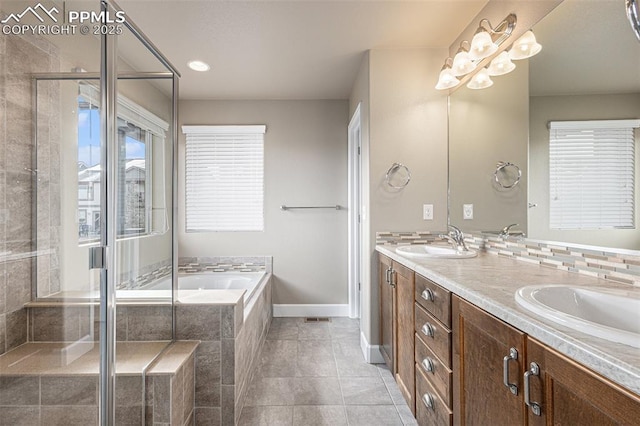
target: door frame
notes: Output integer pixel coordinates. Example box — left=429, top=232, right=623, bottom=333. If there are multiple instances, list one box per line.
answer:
left=348, top=103, right=362, bottom=319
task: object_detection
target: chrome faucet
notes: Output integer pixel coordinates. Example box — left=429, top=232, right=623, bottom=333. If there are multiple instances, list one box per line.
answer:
left=499, top=223, right=520, bottom=238
left=440, top=225, right=469, bottom=252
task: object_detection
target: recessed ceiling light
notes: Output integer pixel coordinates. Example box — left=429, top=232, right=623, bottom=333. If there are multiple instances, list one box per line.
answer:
left=187, top=60, right=210, bottom=72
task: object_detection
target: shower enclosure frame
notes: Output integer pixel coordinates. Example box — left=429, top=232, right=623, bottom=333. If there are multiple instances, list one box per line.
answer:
left=29, top=1, right=181, bottom=424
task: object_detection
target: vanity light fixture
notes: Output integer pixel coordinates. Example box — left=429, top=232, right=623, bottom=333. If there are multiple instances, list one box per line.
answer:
left=187, top=60, right=210, bottom=72
left=467, top=67, right=493, bottom=90
left=451, top=42, right=477, bottom=76
left=435, top=58, right=461, bottom=90
left=487, top=51, right=516, bottom=76
left=508, top=30, right=542, bottom=60
left=436, top=13, right=517, bottom=90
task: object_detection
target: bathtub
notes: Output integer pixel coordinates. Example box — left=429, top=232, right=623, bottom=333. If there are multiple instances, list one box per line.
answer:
left=116, top=271, right=267, bottom=306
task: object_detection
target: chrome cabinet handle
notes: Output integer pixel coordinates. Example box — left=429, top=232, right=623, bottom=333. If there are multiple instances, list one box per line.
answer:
left=524, top=362, right=541, bottom=416
left=421, top=323, right=435, bottom=338
left=422, top=393, right=435, bottom=411
left=421, top=288, right=434, bottom=302
left=421, top=357, right=435, bottom=373
left=390, top=270, right=396, bottom=288
left=503, top=347, right=519, bottom=395
left=385, top=267, right=391, bottom=284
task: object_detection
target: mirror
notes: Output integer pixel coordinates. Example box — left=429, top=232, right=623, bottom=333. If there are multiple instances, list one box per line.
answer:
left=449, top=0, right=640, bottom=251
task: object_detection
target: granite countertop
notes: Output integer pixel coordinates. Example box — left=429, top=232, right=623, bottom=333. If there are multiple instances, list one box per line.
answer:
left=376, top=245, right=640, bottom=395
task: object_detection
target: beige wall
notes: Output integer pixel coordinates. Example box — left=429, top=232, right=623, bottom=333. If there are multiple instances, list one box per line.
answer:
left=178, top=100, right=349, bottom=305
left=352, top=48, right=449, bottom=344
left=529, top=93, right=640, bottom=249
left=449, top=62, right=529, bottom=233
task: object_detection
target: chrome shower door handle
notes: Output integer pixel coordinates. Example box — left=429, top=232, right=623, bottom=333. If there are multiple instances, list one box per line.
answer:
left=524, top=362, right=542, bottom=416
left=503, top=347, right=519, bottom=395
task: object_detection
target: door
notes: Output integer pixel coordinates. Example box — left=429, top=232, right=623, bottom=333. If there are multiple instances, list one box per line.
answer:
left=393, top=261, right=415, bottom=413
left=379, top=254, right=394, bottom=370
left=525, top=337, right=640, bottom=425
left=452, top=295, right=526, bottom=426
left=348, top=103, right=362, bottom=318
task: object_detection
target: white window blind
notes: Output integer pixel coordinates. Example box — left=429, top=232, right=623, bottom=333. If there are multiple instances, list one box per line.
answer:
left=549, top=120, right=639, bottom=230
left=183, top=125, right=266, bottom=231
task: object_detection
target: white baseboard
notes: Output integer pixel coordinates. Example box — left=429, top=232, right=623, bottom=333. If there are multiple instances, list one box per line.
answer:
left=273, top=304, right=350, bottom=317
left=360, top=331, right=385, bottom=364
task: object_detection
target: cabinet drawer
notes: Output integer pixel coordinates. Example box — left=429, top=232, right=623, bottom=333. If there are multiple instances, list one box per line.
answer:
left=416, top=364, right=453, bottom=426
left=415, top=303, right=451, bottom=368
left=415, top=274, right=451, bottom=328
left=415, top=333, right=452, bottom=407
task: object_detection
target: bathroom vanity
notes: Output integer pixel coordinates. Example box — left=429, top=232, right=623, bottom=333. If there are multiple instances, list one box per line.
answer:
left=377, top=246, right=640, bottom=425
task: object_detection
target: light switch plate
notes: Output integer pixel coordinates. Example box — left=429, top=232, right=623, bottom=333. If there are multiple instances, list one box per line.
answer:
left=463, top=204, right=473, bottom=220
left=423, top=204, right=434, bottom=220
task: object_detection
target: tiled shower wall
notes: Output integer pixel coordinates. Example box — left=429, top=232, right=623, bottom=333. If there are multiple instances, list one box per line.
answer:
left=376, top=231, right=640, bottom=286
left=0, top=32, right=61, bottom=354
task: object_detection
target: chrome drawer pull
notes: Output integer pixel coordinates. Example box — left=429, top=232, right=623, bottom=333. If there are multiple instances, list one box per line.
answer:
left=524, top=362, right=542, bottom=416
left=421, top=288, right=434, bottom=302
left=422, top=393, right=435, bottom=411
left=503, top=347, right=519, bottom=396
left=421, top=357, right=435, bottom=373
left=421, top=323, right=435, bottom=338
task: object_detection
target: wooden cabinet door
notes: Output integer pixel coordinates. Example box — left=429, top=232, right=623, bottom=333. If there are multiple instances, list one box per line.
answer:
left=452, top=295, right=526, bottom=426
left=393, top=261, right=415, bottom=413
left=526, top=337, right=640, bottom=426
left=379, top=254, right=395, bottom=371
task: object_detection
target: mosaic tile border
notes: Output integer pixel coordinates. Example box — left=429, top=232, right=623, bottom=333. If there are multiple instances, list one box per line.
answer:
left=117, top=259, right=172, bottom=290
left=376, top=231, right=640, bottom=286
left=178, top=256, right=272, bottom=274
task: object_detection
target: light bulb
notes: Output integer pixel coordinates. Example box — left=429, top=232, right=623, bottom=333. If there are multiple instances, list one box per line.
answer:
left=469, top=29, right=498, bottom=61
left=451, top=48, right=476, bottom=76
left=487, top=51, right=516, bottom=76
left=467, top=68, right=493, bottom=90
left=508, top=30, right=542, bottom=60
left=435, top=67, right=460, bottom=90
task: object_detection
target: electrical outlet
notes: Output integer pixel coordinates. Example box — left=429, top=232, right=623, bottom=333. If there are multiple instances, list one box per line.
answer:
left=423, top=204, right=434, bottom=220
left=463, top=204, right=474, bottom=220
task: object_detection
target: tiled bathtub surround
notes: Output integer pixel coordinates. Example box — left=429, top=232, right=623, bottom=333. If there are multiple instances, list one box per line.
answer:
left=376, top=231, right=640, bottom=286
left=175, top=274, right=272, bottom=425
left=178, top=256, right=271, bottom=274
left=117, top=259, right=172, bottom=290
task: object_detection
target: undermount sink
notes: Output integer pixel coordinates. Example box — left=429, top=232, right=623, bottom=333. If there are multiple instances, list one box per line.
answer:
left=516, top=285, right=640, bottom=348
left=395, top=245, right=477, bottom=259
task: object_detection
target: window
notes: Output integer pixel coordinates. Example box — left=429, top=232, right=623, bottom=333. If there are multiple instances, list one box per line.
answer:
left=183, top=125, right=266, bottom=231
left=549, top=120, right=639, bottom=230
left=76, top=83, right=169, bottom=243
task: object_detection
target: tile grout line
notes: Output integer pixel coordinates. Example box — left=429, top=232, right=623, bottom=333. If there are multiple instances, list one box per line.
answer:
left=329, top=320, right=350, bottom=426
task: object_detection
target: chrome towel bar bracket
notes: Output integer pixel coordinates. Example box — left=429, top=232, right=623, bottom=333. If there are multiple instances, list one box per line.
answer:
left=385, top=162, right=411, bottom=189
left=494, top=161, right=521, bottom=189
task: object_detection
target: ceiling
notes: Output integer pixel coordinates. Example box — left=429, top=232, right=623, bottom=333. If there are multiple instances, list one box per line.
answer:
left=118, top=0, right=487, bottom=100
left=529, top=0, right=640, bottom=96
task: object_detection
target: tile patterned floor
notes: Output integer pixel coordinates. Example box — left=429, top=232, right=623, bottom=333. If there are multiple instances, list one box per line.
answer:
left=239, top=318, right=418, bottom=426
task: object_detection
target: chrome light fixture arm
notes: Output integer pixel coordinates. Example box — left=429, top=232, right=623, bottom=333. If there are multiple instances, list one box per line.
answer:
left=627, top=0, right=640, bottom=42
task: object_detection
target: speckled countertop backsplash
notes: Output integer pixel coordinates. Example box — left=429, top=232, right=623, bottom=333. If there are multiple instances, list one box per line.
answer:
left=376, top=231, right=640, bottom=287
